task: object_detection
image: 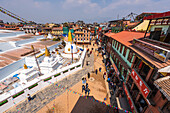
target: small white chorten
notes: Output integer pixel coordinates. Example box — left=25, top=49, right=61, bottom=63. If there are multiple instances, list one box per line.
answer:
left=18, top=64, right=39, bottom=83
left=40, top=46, right=60, bottom=74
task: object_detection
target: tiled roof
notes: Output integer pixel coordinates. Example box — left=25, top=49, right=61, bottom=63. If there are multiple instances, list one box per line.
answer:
left=104, top=32, right=115, bottom=37
left=105, top=31, right=148, bottom=47
left=154, top=76, right=170, bottom=101
left=144, top=11, right=170, bottom=20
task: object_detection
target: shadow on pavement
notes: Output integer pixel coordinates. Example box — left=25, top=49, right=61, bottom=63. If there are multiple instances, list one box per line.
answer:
left=71, top=96, right=118, bottom=113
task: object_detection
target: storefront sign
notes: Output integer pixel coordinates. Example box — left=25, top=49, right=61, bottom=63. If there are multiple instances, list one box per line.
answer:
left=133, top=39, right=169, bottom=62
left=123, top=84, right=134, bottom=112
left=131, top=69, right=151, bottom=98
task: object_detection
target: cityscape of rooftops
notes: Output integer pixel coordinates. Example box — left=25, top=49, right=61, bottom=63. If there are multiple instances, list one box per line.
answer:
left=0, top=0, right=169, bottom=113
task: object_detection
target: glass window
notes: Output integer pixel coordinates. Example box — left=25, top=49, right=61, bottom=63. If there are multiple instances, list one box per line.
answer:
left=123, top=46, right=127, bottom=57
left=117, top=43, right=120, bottom=50
left=78, top=38, right=79, bottom=40
left=87, top=34, right=88, bottom=37
left=120, top=44, right=123, bottom=53
left=128, top=50, right=133, bottom=63
left=87, top=38, right=88, bottom=40
left=112, top=40, right=115, bottom=47
left=115, top=41, right=117, bottom=48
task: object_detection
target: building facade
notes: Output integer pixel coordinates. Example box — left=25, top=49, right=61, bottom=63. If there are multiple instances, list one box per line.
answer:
left=51, top=27, right=63, bottom=36
left=73, top=28, right=91, bottom=44
left=103, top=15, right=170, bottom=113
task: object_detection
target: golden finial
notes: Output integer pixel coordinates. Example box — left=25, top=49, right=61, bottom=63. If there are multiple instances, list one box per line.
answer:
left=68, top=30, right=72, bottom=42
left=24, top=64, right=28, bottom=69
left=45, top=46, right=50, bottom=56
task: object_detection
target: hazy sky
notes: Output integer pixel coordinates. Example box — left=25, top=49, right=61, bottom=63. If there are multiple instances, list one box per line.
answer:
left=0, top=0, right=169, bottom=23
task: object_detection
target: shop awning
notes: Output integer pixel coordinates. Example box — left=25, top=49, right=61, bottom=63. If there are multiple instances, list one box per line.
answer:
left=158, top=66, right=170, bottom=73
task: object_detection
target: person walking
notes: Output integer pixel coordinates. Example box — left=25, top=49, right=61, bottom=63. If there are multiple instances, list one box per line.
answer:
left=86, top=88, right=90, bottom=96
left=86, top=61, right=88, bottom=66
left=87, top=48, right=89, bottom=52
left=27, top=94, right=32, bottom=102
left=99, top=67, right=102, bottom=72
left=95, top=69, right=98, bottom=75
left=82, top=85, right=85, bottom=93
left=90, top=50, right=92, bottom=55
left=85, top=88, right=87, bottom=95
left=86, top=83, right=88, bottom=89
left=88, top=72, right=90, bottom=79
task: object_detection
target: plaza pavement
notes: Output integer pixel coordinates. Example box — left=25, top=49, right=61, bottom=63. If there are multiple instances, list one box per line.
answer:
left=5, top=41, right=111, bottom=113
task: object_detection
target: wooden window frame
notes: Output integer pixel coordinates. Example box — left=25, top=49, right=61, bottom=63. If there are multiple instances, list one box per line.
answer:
left=123, top=46, right=127, bottom=57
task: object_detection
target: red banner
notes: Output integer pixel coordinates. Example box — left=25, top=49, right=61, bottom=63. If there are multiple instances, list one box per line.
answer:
left=131, top=69, right=150, bottom=98
left=123, top=83, right=134, bottom=112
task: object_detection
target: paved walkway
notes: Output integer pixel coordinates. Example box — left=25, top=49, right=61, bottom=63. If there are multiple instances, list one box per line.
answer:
left=5, top=41, right=111, bottom=113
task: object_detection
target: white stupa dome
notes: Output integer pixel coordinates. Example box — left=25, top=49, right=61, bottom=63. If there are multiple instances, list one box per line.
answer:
left=64, top=42, right=78, bottom=54
left=47, top=33, right=53, bottom=39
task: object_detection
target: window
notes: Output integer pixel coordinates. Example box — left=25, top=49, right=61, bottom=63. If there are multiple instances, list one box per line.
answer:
left=78, top=38, right=79, bottom=40
left=123, top=46, right=127, bottom=57
left=75, top=38, right=76, bottom=40
left=124, top=69, right=127, bottom=77
left=87, top=34, right=88, bottom=37
left=112, top=40, right=115, bottom=47
left=78, top=34, right=79, bottom=37
left=84, top=34, right=85, bottom=37
left=128, top=50, right=133, bottom=63
left=117, top=43, right=120, bottom=50
left=84, top=38, right=85, bottom=40
left=87, top=38, right=88, bottom=40
left=81, top=34, right=83, bottom=37
left=120, top=44, right=123, bottom=53
left=114, top=41, right=117, bottom=47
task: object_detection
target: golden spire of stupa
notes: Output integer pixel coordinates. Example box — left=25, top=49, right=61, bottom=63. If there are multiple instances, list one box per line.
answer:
left=24, top=64, right=28, bottom=69
left=45, top=46, right=50, bottom=56
left=68, top=30, right=72, bottom=42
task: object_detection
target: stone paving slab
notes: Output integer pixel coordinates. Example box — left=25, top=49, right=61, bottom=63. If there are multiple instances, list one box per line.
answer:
left=5, top=53, right=94, bottom=113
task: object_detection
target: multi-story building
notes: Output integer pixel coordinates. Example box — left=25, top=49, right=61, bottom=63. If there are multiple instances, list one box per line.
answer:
left=41, top=27, right=52, bottom=35
left=51, top=27, right=63, bottom=36
left=73, top=28, right=91, bottom=44
left=103, top=11, right=170, bottom=113
left=23, top=26, right=39, bottom=34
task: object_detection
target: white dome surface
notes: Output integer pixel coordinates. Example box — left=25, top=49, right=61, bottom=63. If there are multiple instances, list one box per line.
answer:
left=64, top=42, right=78, bottom=54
